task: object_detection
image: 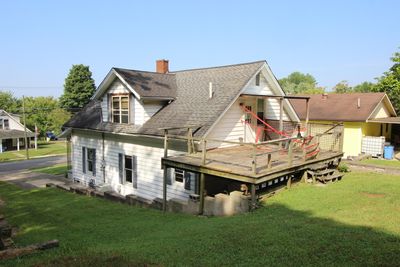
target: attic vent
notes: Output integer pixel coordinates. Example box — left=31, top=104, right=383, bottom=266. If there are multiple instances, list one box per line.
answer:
left=209, top=82, right=213, bottom=99
left=357, top=98, right=361, bottom=109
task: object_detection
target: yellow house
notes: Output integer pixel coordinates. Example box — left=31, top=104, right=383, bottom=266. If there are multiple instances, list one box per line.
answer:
left=290, top=93, right=400, bottom=158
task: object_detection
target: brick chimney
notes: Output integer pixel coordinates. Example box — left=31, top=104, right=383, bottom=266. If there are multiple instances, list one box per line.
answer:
left=156, top=59, right=169, bottom=74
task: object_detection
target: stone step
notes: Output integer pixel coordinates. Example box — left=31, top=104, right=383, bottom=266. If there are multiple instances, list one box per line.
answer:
left=314, top=169, right=336, bottom=177
left=317, top=173, right=344, bottom=183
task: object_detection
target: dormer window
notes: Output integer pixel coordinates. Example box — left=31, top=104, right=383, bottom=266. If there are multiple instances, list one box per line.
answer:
left=112, top=95, right=129, bottom=123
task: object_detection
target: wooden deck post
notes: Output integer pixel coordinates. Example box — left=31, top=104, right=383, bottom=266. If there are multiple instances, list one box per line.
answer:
left=287, top=175, right=292, bottom=188
left=163, top=129, right=168, bottom=159
left=187, top=128, right=193, bottom=154
left=250, top=184, right=256, bottom=211
left=267, top=153, right=272, bottom=170
left=201, top=139, right=207, bottom=165
left=162, top=164, right=168, bottom=212
left=288, top=140, right=294, bottom=167
left=252, top=144, right=257, bottom=174
left=279, top=97, right=284, bottom=134
left=199, top=173, right=205, bottom=215
left=305, top=99, right=310, bottom=136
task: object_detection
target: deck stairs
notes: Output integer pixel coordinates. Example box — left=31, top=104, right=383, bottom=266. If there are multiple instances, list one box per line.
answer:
left=307, top=163, right=343, bottom=184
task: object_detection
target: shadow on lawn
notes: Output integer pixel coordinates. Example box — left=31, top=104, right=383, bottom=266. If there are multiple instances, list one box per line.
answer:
left=1, top=184, right=399, bottom=266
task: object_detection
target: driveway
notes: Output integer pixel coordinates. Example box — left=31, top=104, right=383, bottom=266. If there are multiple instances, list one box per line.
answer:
left=0, top=156, right=69, bottom=189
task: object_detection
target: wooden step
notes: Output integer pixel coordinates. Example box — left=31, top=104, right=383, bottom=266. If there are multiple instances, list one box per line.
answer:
left=314, top=169, right=335, bottom=177
left=317, top=173, right=344, bottom=183
left=308, top=163, right=328, bottom=171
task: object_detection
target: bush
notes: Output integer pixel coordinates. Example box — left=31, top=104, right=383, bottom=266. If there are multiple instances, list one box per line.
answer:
left=338, top=163, right=350, bottom=173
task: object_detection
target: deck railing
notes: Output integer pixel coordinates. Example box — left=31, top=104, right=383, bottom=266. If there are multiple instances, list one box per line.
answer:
left=161, top=122, right=343, bottom=175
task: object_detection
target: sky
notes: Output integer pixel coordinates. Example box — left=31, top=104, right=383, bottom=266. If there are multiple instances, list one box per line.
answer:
left=0, top=0, right=399, bottom=98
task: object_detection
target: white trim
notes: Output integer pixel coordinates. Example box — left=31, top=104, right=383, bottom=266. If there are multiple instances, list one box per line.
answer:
left=0, top=109, right=33, bottom=133
left=92, top=69, right=142, bottom=100
left=366, top=94, right=397, bottom=121
left=203, top=63, right=265, bottom=138
left=204, top=61, right=300, bottom=138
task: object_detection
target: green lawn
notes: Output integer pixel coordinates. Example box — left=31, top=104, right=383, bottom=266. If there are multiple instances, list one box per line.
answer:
left=361, top=158, right=400, bottom=169
left=29, top=164, right=68, bottom=175
left=0, top=171, right=399, bottom=266
left=0, top=141, right=67, bottom=162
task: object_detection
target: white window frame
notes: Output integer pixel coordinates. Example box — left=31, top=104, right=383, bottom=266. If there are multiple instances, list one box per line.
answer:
left=86, top=148, right=96, bottom=175
left=111, top=94, right=129, bottom=123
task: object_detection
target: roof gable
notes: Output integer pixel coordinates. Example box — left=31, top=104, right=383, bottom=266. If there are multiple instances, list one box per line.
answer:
left=92, top=68, right=177, bottom=100
left=290, top=93, right=395, bottom=122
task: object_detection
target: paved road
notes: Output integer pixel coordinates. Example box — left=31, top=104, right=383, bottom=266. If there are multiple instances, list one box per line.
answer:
left=0, top=155, right=68, bottom=189
left=0, top=155, right=66, bottom=172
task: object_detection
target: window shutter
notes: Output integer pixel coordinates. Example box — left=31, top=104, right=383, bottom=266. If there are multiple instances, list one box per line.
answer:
left=118, top=153, right=123, bottom=184
left=132, top=155, right=137, bottom=189
left=82, top=147, right=86, bottom=173
left=166, top=168, right=172, bottom=185
left=92, top=149, right=96, bottom=176
left=184, top=171, right=191, bottom=190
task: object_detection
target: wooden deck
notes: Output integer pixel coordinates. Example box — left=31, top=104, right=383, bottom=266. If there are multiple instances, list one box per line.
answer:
left=162, top=144, right=343, bottom=184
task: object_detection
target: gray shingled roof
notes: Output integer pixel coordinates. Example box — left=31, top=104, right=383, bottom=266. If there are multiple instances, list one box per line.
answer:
left=64, top=61, right=265, bottom=137
left=0, top=129, right=35, bottom=139
left=114, top=68, right=177, bottom=99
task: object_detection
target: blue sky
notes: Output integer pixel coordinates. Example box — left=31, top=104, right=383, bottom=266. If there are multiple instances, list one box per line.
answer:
left=1, top=0, right=399, bottom=97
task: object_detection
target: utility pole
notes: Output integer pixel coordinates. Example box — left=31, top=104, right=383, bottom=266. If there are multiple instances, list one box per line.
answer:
left=22, top=96, right=29, bottom=160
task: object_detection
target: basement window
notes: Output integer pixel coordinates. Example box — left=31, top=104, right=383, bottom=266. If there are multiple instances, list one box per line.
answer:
left=175, top=168, right=184, bottom=183
left=112, top=95, right=129, bottom=123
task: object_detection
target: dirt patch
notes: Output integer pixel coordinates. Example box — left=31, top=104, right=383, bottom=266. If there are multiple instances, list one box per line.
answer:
left=361, top=192, right=386, bottom=198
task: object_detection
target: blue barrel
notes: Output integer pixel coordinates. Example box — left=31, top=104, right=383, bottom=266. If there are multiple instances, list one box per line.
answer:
left=384, top=146, right=394, bottom=159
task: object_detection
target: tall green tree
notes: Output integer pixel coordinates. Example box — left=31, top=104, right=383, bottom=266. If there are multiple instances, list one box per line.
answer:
left=24, top=96, right=70, bottom=136
left=0, top=90, right=21, bottom=113
left=353, top=81, right=375, bottom=93
left=333, top=80, right=352, bottom=93
left=374, top=49, right=400, bottom=114
left=60, top=64, right=96, bottom=111
left=279, top=72, right=325, bottom=94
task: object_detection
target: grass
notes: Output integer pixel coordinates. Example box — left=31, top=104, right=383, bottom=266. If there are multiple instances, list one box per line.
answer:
left=29, top=164, right=68, bottom=176
left=0, top=141, right=66, bottom=162
left=361, top=158, right=400, bottom=169
left=0, top=171, right=399, bottom=266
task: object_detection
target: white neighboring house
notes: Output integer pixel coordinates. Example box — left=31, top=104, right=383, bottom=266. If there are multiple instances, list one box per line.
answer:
left=0, top=109, right=36, bottom=153
left=63, top=60, right=300, bottom=201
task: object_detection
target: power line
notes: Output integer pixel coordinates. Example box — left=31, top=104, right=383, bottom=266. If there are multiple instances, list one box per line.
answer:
left=0, top=86, right=62, bottom=89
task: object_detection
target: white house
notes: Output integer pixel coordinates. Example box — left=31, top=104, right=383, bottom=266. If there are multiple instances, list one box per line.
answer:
left=64, top=60, right=301, bottom=203
left=0, top=109, right=35, bottom=153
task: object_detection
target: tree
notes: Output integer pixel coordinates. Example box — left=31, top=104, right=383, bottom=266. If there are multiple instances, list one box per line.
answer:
left=0, top=90, right=21, bottom=113
left=353, top=81, right=375, bottom=93
left=24, top=96, right=70, bottom=136
left=60, top=64, right=96, bottom=111
left=279, top=72, right=325, bottom=94
left=374, top=49, right=400, bottom=114
left=333, top=80, right=352, bottom=93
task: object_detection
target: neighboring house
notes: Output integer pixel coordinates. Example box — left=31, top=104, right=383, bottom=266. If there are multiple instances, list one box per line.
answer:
left=0, top=109, right=36, bottom=153
left=290, top=93, right=400, bottom=158
left=63, top=60, right=303, bottom=203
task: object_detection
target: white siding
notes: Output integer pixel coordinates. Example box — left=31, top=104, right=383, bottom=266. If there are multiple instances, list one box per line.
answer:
left=243, top=73, right=274, bottom=95
left=0, top=115, right=25, bottom=131
left=207, top=99, right=245, bottom=148
left=264, top=98, right=290, bottom=121
left=134, top=100, right=164, bottom=125
left=71, top=130, right=193, bottom=201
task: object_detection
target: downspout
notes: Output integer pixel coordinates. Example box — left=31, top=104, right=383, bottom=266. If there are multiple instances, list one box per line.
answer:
left=102, top=132, right=106, bottom=184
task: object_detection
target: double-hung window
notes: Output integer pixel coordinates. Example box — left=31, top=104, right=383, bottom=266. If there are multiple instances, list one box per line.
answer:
left=112, top=95, right=129, bottom=123
left=3, top=119, right=9, bottom=130
left=82, top=147, right=96, bottom=176
left=118, top=153, right=137, bottom=188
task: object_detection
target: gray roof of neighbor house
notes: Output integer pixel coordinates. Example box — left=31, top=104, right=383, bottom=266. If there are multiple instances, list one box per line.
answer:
left=289, top=92, right=394, bottom=122
left=64, top=61, right=265, bottom=137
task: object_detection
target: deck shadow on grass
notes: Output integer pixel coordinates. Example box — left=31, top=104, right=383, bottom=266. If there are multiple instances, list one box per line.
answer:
left=0, top=182, right=399, bottom=266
